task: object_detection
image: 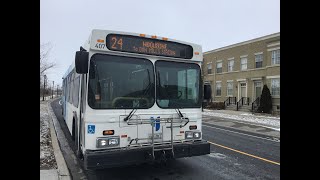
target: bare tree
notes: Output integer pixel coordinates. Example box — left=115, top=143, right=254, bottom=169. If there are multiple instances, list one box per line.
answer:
left=40, top=43, right=56, bottom=85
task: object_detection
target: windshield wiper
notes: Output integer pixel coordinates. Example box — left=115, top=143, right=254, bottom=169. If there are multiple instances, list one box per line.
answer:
left=124, top=69, right=152, bottom=122
left=175, top=108, right=184, bottom=118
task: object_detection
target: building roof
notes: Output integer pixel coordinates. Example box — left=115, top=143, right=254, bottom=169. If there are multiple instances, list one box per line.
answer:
left=204, top=32, right=280, bottom=55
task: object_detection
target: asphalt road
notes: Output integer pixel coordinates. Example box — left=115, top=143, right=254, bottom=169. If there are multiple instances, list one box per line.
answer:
left=51, top=99, right=280, bottom=180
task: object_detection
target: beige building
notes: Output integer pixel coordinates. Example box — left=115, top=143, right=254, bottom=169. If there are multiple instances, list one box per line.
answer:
left=203, top=32, right=280, bottom=113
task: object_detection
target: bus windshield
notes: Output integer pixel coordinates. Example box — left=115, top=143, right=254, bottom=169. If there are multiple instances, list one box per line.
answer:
left=88, top=54, right=155, bottom=109
left=156, top=60, right=201, bottom=108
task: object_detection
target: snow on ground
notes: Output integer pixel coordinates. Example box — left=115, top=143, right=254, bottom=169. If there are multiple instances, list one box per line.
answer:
left=203, top=109, right=280, bottom=130
left=240, top=113, right=280, bottom=120
left=40, top=101, right=57, bottom=169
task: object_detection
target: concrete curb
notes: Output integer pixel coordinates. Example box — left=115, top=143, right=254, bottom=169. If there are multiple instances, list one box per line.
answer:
left=47, top=99, right=71, bottom=180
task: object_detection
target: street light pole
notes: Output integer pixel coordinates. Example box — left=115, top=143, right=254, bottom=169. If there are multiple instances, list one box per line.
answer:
left=42, top=75, right=46, bottom=101
left=57, top=85, right=59, bottom=96
left=52, top=81, right=54, bottom=99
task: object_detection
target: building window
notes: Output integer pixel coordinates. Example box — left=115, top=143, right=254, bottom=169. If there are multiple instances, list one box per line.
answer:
left=216, top=82, right=221, bottom=96
left=228, top=60, right=234, bottom=72
left=241, top=57, right=247, bottom=70
left=216, top=62, right=222, bottom=73
left=255, top=54, right=263, bottom=68
left=227, top=82, right=233, bottom=96
left=272, top=49, right=280, bottom=65
left=207, top=63, right=212, bottom=74
left=254, top=81, right=262, bottom=99
left=271, top=78, right=280, bottom=96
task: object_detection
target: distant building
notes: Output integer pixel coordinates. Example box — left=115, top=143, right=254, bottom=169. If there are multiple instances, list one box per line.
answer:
left=203, top=32, right=280, bottom=113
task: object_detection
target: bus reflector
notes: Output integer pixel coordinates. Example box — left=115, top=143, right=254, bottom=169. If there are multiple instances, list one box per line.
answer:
left=103, top=130, right=114, bottom=135
left=180, top=131, right=184, bottom=133
left=162, top=37, right=168, bottom=41
left=121, top=135, right=127, bottom=138
left=97, top=39, right=105, bottom=43
left=189, top=125, right=197, bottom=130
left=140, top=34, right=146, bottom=37
left=151, top=35, right=157, bottom=39
left=194, top=52, right=199, bottom=55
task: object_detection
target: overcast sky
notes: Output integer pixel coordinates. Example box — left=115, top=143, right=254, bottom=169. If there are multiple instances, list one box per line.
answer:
left=40, top=0, right=280, bottom=87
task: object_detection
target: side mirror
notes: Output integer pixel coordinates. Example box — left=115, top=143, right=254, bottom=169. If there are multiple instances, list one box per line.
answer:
left=75, top=51, right=89, bottom=74
left=204, top=84, right=212, bottom=100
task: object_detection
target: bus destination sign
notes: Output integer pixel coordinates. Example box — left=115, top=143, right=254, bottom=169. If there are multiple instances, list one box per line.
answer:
left=106, top=34, right=193, bottom=59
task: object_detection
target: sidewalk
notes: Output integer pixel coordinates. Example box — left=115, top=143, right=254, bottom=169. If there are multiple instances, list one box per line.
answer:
left=203, top=109, right=280, bottom=130
left=202, top=109, right=280, bottom=139
left=40, top=98, right=70, bottom=180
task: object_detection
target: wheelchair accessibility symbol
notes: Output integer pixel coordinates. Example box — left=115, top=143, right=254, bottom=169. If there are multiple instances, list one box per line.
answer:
left=88, top=125, right=95, bottom=134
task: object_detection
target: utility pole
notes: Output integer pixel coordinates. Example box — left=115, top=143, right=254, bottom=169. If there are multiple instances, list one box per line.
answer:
left=42, top=75, right=46, bottom=101
left=57, top=85, right=59, bottom=96
left=52, top=81, right=54, bottom=99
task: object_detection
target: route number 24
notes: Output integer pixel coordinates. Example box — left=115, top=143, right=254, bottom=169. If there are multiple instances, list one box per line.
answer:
left=111, top=37, right=123, bottom=50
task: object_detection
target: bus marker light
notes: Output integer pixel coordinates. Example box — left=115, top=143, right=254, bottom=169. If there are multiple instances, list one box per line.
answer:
left=103, top=130, right=114, bottom=135
left=189, top=125, right=197, bottom=130
left=97, top=39, right=104, bottom=43
left=194, top=52, right=199, bottom=55
left=162, top=37, right=168, bottom=41
left=121, top=134, right=127, bottom=138
left=180, top=131, right=184, bottom=133
left=151, top=35, right=157, bottom=39
left=140, top=34, right=146, bottom=37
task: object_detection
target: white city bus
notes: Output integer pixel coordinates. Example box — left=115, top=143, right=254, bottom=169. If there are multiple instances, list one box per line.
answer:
left=61, top=29, right=211, bottom=170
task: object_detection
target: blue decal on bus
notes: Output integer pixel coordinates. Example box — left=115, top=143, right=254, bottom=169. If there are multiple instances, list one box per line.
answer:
left=150, top=117, right=160, bottom=131
left=88, top=125, right=95, bottom=134
left=155, top=116, right=160, bottom=131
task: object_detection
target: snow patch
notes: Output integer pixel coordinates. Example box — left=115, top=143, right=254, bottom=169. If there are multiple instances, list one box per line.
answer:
left=40, top=101, right=57, bottom=169
left=203, top=110, right=280, bottom=129
left=208, top=153, right=227, bottom=159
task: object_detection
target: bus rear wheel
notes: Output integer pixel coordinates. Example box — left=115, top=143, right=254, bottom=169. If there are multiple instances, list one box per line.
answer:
left=72, top=119, right=75, bottom=141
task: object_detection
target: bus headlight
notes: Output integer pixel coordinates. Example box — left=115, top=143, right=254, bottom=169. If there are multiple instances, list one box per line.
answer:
left=185, top=131, right=201, bottom=139
left=185, top=131, right=194, bottom=139
left=108, top=138, right=119, bottom=145
left=193, top=132, right=201, bottom=139
left=97, top=137, right=120, bottom=148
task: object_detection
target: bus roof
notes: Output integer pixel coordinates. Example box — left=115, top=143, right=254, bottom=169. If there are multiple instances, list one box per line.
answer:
left=62, top=62, right=74, bottom=79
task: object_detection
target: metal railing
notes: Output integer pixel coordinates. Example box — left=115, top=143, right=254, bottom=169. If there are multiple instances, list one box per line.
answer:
left=236, top=97, right=249, bottom=111
left=251, top=97, right=260, bottom=113
left=224, top=97, right=237, bottom=107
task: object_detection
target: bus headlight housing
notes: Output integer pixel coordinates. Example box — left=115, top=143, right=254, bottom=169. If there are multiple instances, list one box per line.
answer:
left=96, top=136, right=120, bottom=148
left=185, top=131, right=194, bottom=139
left=185, top=131, right=201, bottom=139
left=193, top=132, right=201, bottom=139
left=108, top=138, right=119, bottom=145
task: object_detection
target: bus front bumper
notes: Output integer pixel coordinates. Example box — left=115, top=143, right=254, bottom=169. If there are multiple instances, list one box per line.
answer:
left=84, top=140, right=210, bottom=170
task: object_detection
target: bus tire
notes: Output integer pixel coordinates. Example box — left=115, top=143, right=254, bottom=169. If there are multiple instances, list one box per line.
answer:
left=73, top=116, right=83, bottom=159
left=72, top=118, right=75, bottom=141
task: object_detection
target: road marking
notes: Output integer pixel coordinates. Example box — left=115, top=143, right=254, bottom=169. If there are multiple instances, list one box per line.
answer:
left=203, top=124, right=280, bottom=143
left=59, top=100, right=62, bottom=105
left=207, top=140, right=280, bottom=166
